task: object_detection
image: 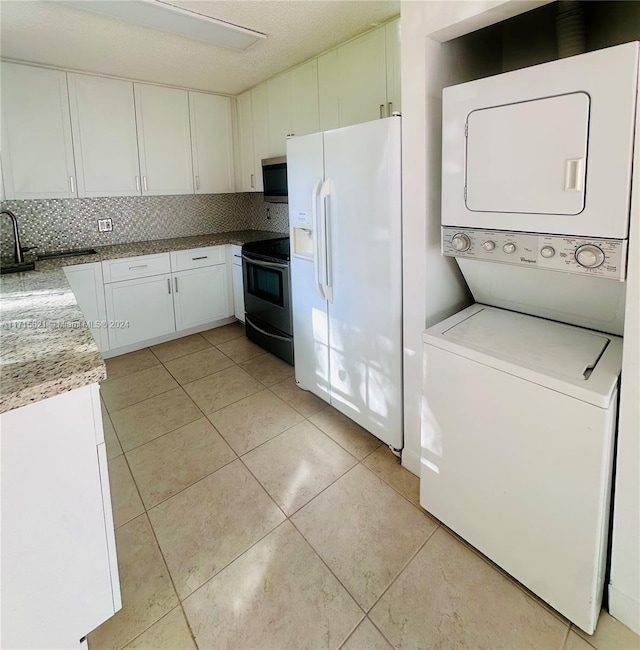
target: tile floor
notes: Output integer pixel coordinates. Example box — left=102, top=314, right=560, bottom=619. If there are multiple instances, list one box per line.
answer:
left=91, top=323, right=640, bottom=650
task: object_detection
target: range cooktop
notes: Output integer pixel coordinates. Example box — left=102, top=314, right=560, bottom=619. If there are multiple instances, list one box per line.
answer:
left=242, top=236, right=290, bottom=263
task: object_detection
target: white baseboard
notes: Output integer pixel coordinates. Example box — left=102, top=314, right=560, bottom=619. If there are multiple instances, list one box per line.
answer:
left=102, top=316, right=237, bottom=359
left=608, top=583, right=640, bottom=635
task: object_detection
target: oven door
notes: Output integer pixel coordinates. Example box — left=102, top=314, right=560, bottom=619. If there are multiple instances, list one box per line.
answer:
left=242, top=254, right=292, bottom=336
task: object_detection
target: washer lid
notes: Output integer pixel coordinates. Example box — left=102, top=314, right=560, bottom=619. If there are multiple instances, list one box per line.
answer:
left=443, top=308, right=608, bottom=381
left=424, top=305, right=622, bottom=408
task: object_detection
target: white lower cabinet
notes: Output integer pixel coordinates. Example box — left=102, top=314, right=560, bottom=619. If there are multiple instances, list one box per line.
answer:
left=231, top=245, right=245, bottom=323
left=173, top=265, right=229, bottom=330
left=0, top=384, right=120, bottom=649
left=105, top=273, right=176, bottom=349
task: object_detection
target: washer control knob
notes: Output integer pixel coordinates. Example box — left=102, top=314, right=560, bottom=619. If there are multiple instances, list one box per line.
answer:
left=482, top=240, right=496, bottom=251
left=575, top=244, right=605, bottom=268
left=503, top=242, right=516, bottom=254
left=451, top=233, right=471, bottom=252
left=540, top=246, right=556, bottom=259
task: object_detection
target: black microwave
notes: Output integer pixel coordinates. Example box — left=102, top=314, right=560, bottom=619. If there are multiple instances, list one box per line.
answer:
left=262, top=156, right=288, bottom=203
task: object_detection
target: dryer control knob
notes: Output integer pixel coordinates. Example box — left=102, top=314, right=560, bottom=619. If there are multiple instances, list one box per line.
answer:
left=503, top=242, right=516, bottom=254
left=451, top=233, right=471, bottom=252
left=540, top=246, right=556, bottom=259
left=482, top=240, right=496, bottom=251
left=575, top=244, right=605, bottom=268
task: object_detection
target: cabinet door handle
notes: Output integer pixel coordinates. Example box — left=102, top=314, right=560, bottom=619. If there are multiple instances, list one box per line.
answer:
left=388, top=102, right=393, bottom=116
left=192, top=256, right=207, bottom=260
left=69, top=176, right=75, bottom=194
left=195, top=175, right=199, bottom=190
left=143, top=176, right=148, bottom=192
left=379, top=104, right=385, bottom=119
left=250, top=173, right=255, bottom=189
left=128, top=264, right=148, bottom=270
left=135, top=176, right=140, bottom=191
left=167, top=278, right=171, bottom=294
left=174, top=277, right=178, bottom=292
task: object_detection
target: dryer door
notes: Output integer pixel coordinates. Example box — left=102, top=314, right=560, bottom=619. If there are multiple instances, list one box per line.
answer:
left=466, top=93, right=589, bottom=216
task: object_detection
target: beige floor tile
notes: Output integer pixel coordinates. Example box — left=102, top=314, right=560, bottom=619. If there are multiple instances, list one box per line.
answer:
left=150, top=334, right=211, bottom=363
left=127, top=418, right=236, bottom=509
left=341, top=618, right=393, bottom=650
left=575, top=610, right=640, bottom=650
left=163, top=346, right=235, bottom=385
left=243, top=420, right=357, bottom=515
left=240, top=352, right=294, bottom=386
left=269, top=376, right=327, bottom=417
left=200, top=321, right=245, bottom=346
left=148, top=459, right=285, bottom=599
left=216, top=335, right=264, bottom=363
left=566, top=631, right=595, bottom=650
left=293, top=464, right=436, bottom=610
left=183, top=521, right=363, bottom=650
left=208, top=389, right=304, bottom=455
left=104, top=349, right=160, bottom=381
left=309, top=406, right=382, bottom=460
left=111, top=388, right=202, bottom=452
left=363, top=446, right=420, bottom=506
left=108, top=455, right=144, bottom=529
left=183, top=365, right=263, bottom=414
left=101, top=399, right=123, bottom=460
left=88, top=515, right=178, bottom=650
left=101, top=366, right=178, bottom=412
left=123, top=607, right=196, bottom=650
left=369, top=527, right=568, bottom=650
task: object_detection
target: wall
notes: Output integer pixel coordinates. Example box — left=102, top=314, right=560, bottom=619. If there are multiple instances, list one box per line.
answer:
left=0, top=193, right=287, bottom=257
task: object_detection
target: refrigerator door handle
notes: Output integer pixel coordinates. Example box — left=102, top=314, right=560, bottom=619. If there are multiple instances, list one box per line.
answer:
left=320, top=178, right=334, bottom=303
left=311, top=178, right=326, bottom=300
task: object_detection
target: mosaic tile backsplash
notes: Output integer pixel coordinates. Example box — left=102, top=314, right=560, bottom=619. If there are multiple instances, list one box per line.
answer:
left=0, top=193, right=288, bottom=258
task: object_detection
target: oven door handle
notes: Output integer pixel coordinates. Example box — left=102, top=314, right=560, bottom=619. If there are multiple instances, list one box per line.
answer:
left=245, top=314, right=291, bottom=341
left=242, top=253, right=288, bottom=270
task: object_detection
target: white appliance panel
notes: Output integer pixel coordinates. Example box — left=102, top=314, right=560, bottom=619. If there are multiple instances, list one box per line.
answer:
left=323, top=118, right=403, bottom=448
left=287, top=132, right=324, bottom=227
left=443, top=42, right=639, bottom=238
left=466, top=93, right=589, bottom=215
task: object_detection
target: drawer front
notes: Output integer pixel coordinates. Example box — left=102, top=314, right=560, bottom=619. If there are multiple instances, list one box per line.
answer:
left=102, top=253, right=171, bottom=283
left=171, top=246, right=226, bottom=272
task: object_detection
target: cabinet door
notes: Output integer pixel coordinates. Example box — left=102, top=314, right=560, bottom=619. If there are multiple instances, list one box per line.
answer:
left=134, top=84, right=194, bottom=195
left=291, top=60, right=320, bottom=138
left=385, top=19, right=401, bottom=115
left=173, top=266, right=230, bottom=330
left=68, top=74, right=141, bottom=198
left=267, top=72, right=293, bottom=158
left=189, top=92, right=235, bottom=194
left=337, top=29, right=387, bottom=127
left=232, top=261, right=245, bottom=323
left=1, top=63, right=76, bottom=199
left=236, top=90, right=255, bottom=192
left=251, top=83, right=269, bottom=192
left=318, top=51, right=340, bottom=132
left=105, top=274, right=175, bottom=349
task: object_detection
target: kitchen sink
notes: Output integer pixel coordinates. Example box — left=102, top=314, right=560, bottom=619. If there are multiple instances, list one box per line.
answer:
left=37, top=248, right=98, bottom=261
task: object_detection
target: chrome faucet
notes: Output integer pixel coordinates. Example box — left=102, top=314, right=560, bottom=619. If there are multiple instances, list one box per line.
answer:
left=1, top=209, right=28, bottom=264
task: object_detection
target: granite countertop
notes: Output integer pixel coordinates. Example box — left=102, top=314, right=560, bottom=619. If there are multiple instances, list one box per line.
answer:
left=0, top=230, right=285, bottom=414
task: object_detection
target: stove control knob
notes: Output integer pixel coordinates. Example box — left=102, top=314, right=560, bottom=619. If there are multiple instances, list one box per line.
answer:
left=575, top=244, right=605, bottom=268
left=503, top=242, right=516, bottom=254
left=451, top=233, right=471, bottom=252
left=482, top=240, right=496, bottom=251
left=540, top=246, right=556, bottom=259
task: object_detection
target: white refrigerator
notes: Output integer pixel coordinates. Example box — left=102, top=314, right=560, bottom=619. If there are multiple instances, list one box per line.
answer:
left=287, top=117, right=402, bottom=449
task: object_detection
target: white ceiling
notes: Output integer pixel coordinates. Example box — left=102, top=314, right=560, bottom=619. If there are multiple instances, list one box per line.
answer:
left=0, top=0, right=400, bottom=95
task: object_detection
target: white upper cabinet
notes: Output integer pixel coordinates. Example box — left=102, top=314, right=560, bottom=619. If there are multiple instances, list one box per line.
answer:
left=236, top=90, right=255, bottom=192
left=1, top=63, right=76, bottom=199
left=318, top=51, right=341, bottom=132
left=385, top=18, right=401, bottom=115
left=336, top=28, right=387, bottom=127
left=189, top=92, right=235, bottom=194
left=68, top=74, right=141, bottom=198
left=267, top=73, right=293, bottom=158
left=134, top=83, right=194, bottom=196
left=251, top=83, right=269, bottom=192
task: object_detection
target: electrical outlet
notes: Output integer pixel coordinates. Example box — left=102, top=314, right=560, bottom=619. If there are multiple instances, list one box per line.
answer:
left=98, top=218, right=113, bottom=232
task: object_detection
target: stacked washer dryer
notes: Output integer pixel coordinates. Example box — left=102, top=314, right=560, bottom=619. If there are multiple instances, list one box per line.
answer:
left=420, top=42, right=639, bottom=634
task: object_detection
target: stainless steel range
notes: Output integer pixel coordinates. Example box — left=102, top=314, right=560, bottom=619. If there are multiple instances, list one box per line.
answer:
left=242, top=237, right=293, bottom=365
